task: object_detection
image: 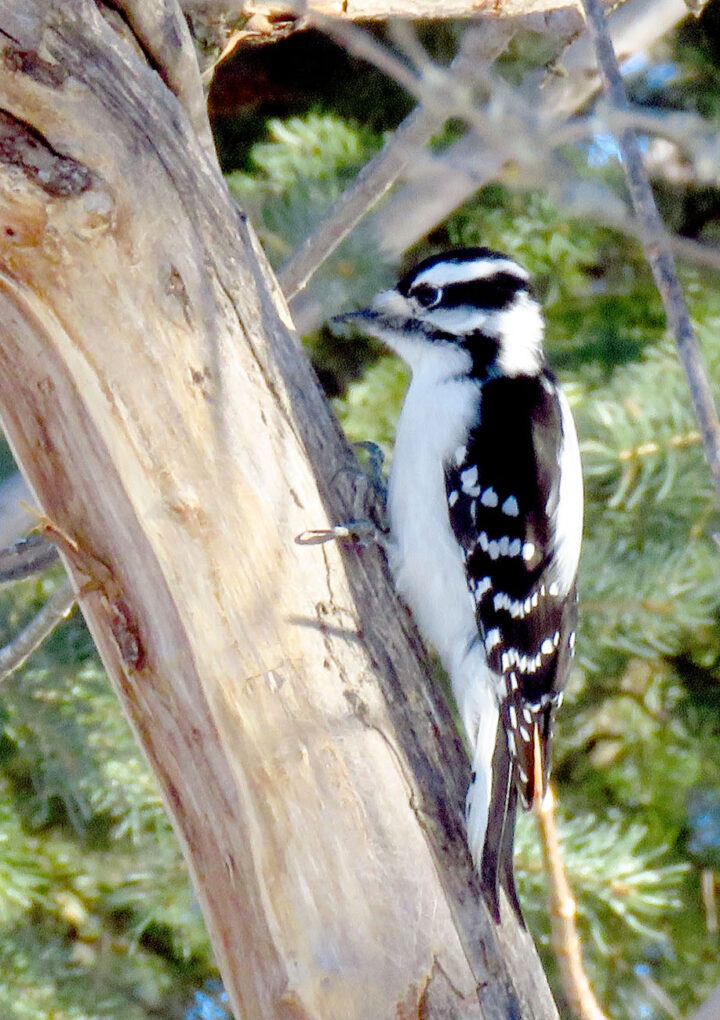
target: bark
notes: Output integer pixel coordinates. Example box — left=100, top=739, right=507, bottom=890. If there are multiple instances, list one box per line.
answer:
left=0, top=2, right=558, bottom=1019
left=183, top=0, right=592, bottom=76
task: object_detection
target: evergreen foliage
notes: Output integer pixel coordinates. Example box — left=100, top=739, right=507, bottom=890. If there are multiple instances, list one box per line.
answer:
left=1, top=8, right=719, bottom=1019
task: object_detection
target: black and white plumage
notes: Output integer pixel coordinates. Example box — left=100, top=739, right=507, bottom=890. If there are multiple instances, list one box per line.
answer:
left=336, top=248, right=583, bottom=921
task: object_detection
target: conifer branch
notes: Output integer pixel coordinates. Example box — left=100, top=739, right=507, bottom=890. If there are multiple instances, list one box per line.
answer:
left=534, top=787, right=609, bottom=1020
left=0, top=578, right=76, bottom=683
left=617, top=430, right=701, bottom=463
left=581, top=0, right=720, bottom=511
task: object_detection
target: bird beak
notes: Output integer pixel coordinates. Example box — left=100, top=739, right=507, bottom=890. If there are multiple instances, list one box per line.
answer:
left=331, top=307, right=379, bottom=329
left=332, top=290, right=409, bottom=334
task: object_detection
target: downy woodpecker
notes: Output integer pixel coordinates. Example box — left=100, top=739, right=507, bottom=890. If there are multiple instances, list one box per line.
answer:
left=336, top=248, right=583, bottom=920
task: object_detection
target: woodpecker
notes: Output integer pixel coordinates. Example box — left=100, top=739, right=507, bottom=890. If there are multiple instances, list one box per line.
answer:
left=335, top=247, right=583, bottom=920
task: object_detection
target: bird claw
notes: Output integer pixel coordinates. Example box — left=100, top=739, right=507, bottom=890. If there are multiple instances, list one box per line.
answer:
left=332, top=441, right=388, bottom=523
left=297, top=441, right=389, bottom=549
left=296, top=518, right=388, bottom=550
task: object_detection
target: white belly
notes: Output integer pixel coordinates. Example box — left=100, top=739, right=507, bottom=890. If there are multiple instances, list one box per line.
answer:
left=387, top=359, right=499, bottom=852
left=387, top=368, right=480, bottom=683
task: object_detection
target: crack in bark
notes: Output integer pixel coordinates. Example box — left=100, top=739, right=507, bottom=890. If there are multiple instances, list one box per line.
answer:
left=415, top=954, right=472, bottom=1015
left=102, top=0, right=181, bottom=92
left=0, top=109, right=92, bottom=196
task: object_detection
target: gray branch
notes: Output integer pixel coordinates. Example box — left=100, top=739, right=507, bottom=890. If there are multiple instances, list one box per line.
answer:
left=581, top=0, right=720, bottom=508
left=0, top=534, right=59, bottom=583
left=278, top=23, right=514, bottom=302
left=286, top=0, right=716, bottom=332
left=0, top=577, right=76, bottom=683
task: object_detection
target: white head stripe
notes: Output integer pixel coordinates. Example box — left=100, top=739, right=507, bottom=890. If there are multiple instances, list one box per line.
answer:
left=412, top=258, right=529, bottom=289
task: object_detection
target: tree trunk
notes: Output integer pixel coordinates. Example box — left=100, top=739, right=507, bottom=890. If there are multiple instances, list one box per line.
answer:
left=0, top=2, right=558, bottom=1017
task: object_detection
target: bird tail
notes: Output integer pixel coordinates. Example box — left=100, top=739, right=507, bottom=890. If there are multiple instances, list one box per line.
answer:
left=465, top=711, right=524, bottom=924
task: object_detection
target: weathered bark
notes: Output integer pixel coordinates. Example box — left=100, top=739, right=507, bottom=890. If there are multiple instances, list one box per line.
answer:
left=183, top=0, right=592, bottom=76
left=0, top=2, right=559, bottom=1018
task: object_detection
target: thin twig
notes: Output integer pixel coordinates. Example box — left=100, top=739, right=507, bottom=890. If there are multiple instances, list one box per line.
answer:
left=279, top=106, right=439, bottom=302
left=0, top=534, right=59, bottom=583
left=289, top=3, right=719, bottom=333
left=582, top=0, right=720, bottom=510
left=0, top=577, right=76, bottom=683
left=534, top=787, right=609, bottom=1020
left=278, top=24, right=514, bottom=302
left=700, top=868, right=718, bottom=935
left=635, top=968, right=683, bottom=1020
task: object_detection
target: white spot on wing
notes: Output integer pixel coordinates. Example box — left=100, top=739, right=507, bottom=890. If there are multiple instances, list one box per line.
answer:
left=501, top=495, right=519, bottom=517
left=484, top=628, right=501, bottom=651
left=541, top=638, right=554, bottom=655
left=475, top=576, right=492, bottom=598
left=448, top=490, right=459, bottom=507
left=522, top=542, right=535, bottom=561
left=480, top=487, right=498, bottom=508
left=461, top=465, right=479, bottom=492
left=454, top=445, right=467, bottom=466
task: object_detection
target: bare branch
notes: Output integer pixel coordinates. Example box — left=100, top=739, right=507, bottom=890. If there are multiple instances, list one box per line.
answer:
left=581, top=0, right=720, bottom=509
left=635, top=968, right=683, bottom=1020
left=183, top=0, right=587, bottom=17
left=110, top=0, right=215, bottom=156
left=534, top=788, right=609, bottom=1020
left=0, top=577, right=76, bottom=683
left=181, top=0, right=588, bottom=78
left=0, top=534, right=59, bottom=583
left=700, top=868, right=718, bottom=935
left=278, top=23, right=515, bottom=302
left=287, top=0, right=714, bottom=330
left=540, top=0, right=700, bottom=119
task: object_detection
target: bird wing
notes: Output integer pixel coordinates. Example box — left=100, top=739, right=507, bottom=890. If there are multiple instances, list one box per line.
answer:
left=445, top=371, right=579, bottom=807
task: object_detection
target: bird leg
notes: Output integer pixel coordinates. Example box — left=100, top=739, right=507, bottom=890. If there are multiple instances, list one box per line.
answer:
left=296, top=442, right=389, bottom=550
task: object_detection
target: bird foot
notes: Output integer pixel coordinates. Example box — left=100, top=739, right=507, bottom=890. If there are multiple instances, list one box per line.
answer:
left=297, top=442, right=389, bottom=549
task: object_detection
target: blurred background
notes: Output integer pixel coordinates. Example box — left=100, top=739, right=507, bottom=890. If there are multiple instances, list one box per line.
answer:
left=1, top=3, right=720, bottom=1017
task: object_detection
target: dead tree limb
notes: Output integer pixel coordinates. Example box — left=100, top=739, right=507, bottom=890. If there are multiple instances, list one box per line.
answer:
left=181, top=0, right=590, bottom=77
left=582, top=0, right=720, bottom=509
left=0, top=1, right=559, bottom=1017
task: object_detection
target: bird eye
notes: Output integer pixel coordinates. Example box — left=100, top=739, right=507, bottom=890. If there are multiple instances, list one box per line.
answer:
left=412, top=283, right=442, bottom=309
